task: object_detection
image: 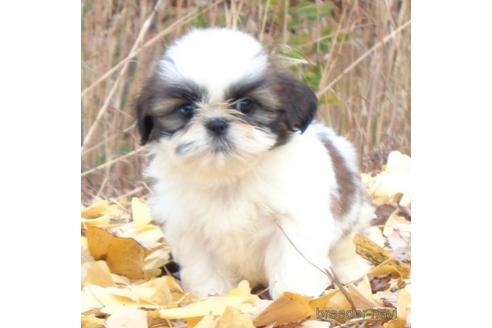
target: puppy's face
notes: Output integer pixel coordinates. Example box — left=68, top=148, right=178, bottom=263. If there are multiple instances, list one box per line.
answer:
left=137, top=29, right=317, bottom=175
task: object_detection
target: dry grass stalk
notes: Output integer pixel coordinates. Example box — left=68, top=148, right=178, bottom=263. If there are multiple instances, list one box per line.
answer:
left=82, top=0, right=165, bottom=152
left=274, top=222, right=357, bottom=310
left=316, top=20, right=411, bottom=98
left=82, top=146, right=148, bottom=178
left=82, top=0, right=410, bottom=201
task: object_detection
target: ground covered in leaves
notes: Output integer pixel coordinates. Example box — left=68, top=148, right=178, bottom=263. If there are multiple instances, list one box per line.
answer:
left=81, top=151, right=411, bottom=328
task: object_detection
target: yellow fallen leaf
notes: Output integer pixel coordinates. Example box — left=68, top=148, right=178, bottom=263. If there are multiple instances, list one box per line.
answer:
left=86, top=226, right=145, bottom=279
left=253, top=292, right=313, bottom=327
left=299, top=320, right=331, bottom=328
left=186, top=316, right=204, bottom=328
left=86, top=226, right=114, bottom=259
left=355, top=233, right=409, bottom=279
left=370, top=258, right=410, bottom=279
left=144, top=269, right=162, bottom=280
left=83, top=260, right=115, bottom=287
left=396, top=286, right=410, bottom=321
left=193, top=314, right=218, bottom=328
left=82, top=285, right=161, bottom=314
left=105, top=308, right=148, bottom=328
left=216, top=306, right=254, bottom=328
left=179, top=292, right=201, bottom=306
left=158, top=280, right=257, bottom=319
left=392, top=278, right=407, bottom=291
left=81, top=314, right=105, bottom=328
left=82, top=199, right=109, bottom=219
left=310, top=278, right=383, bottom=323
left=143, top=248, right=170, bottom=271
left=384, top=318, right=406, bottom=328
left=135, top=276, right=183, bottom=306
left=385, top=151, right=411, bottom=175
left=111, top=223, right=166, bottom=250
left=110, top=273, right=131, bottom=286
left=132, top=224, right=166, bottom=249
left=106, top=204, right=128, bottom=218
left=144, top=247, right=169, bottom=263
left=383, top=213, right=411, bottom=237
left=81, top=237, right=94, bottom=263
left=226, top=280, right=252, bottom=297
left=132, top=197, right=153, bottom=227
left=313, top=291, right=354, bottom=321
left=90, top=285, right=141, bottom=302
left=366, top=176, right=409, bottom=205
left=159, top=295, right=258, bottom=319
left=162, top=275, right=184, bottom=293
left=354, top=233, right=391, bottom=266
left=81, top=214, right=112, bottom=228
left=147, top=310, right=171, bottom=328
left=360, top=173, right=373, bottom=185
left=363, top=152, right=411, bottom=207
left=309, top=289, right=339, bottom=311
left=81, top=288, right=103, bottom=313
left=365, top=226, right=386, bottom=248
left=105, top=236, right=145, bottom=280
left=101, top=304, right=158, bottom=316
left=357, top=276, right=374, bottom=298
left=349, top=276, right=383, bottom=308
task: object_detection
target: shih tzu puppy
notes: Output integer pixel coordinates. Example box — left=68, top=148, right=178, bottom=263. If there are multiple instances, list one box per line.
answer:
left=136, top=28, right=373, bottom=299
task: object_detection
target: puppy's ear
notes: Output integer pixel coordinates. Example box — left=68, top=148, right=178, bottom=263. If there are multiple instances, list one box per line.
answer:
left=136, top=96, right=154, bottom=145
left=274, top=73, right=317, bottom=133
left=135, top=77, right=158, bottom=145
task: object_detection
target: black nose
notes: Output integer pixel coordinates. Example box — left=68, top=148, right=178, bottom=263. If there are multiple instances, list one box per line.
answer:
left=205, top=119, right=229, bottom=136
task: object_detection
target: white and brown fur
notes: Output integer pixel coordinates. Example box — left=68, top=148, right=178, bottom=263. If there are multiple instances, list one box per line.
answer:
left=136, top=28, right=373, bottom=298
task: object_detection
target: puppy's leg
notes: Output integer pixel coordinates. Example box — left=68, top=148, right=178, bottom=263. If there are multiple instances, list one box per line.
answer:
left=175, top=247, right=233, bottom=297
left=265, top=221, right=333, bottom=299
left=180, top=261, right=232, bottom=297
left=329, top=233, right=371, bottom=284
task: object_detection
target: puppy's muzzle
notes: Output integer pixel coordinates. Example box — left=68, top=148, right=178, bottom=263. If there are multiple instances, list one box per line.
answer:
left=205, top=118, right=229, bottom=137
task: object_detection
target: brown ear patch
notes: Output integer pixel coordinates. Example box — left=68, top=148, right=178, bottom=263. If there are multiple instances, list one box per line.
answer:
left=273, top=73, right=317, bottom=133
left=135, top=74, right=162, bottom=144
left=320, top=137, right=357, bottom=219
left=257, top=69, right=318, bottom=147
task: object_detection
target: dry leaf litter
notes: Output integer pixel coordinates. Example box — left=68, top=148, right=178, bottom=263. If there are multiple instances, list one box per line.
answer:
left=81, top=151, right=411, bottom=328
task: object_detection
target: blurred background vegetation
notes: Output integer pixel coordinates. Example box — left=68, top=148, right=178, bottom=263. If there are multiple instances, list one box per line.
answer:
left=82, top=0, right=410, bottom=201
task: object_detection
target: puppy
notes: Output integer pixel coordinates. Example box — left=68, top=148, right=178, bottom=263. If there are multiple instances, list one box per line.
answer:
left=136, top=28, right=373, bottom=299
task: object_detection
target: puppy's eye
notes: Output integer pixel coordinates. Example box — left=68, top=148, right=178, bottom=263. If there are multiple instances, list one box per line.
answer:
left=233, top=99, right=253, bottom=114
left=177, top=103, right=195, bottom=119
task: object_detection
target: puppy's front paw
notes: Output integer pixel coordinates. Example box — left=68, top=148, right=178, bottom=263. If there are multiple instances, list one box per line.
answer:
left=329, top=233, right=371, bottom=284
left=181, top=273, right=231, bottom=298
left=268, top=270, right=331, bottom=299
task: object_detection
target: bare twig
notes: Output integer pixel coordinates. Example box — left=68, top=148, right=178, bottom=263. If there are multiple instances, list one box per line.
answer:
left=81, top=147, right=148, bottom=177
left=141, top=181, right=154, bottom=195
left=82, top=122, right=137, bottom=155
left=231, top=0, right=245, bottom=29
left=318, top=2, right=351, bottom=91
left=274, top=222, right=330, bottom=278
left=81, top=0, right=164, bottom=151
left=81, top=1, right=223, bottom=98
left=281, top=0, right=289, bottom=44
left=275, top=222, right=357, bottom=309
left=109, top=186, right=147, bottom=204
left=316, top=20, right=411, bottom=98
left=326, top=267, right=356, bottom=311
left=258, top=0, right=271, bottom=42
left=254, top=285, right=271, bottom=298
left=96, top=174, right=109, bottom=197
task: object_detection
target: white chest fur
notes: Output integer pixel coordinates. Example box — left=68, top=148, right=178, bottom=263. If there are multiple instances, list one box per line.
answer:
left=146, top=124, right=359, bottom=296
